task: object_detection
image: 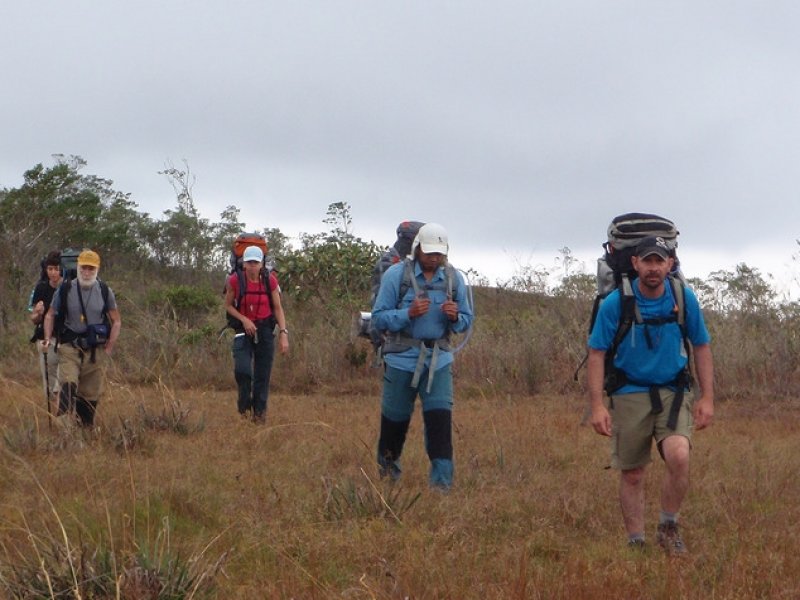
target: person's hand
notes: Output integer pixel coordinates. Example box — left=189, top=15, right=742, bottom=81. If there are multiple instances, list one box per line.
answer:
left=278, top=333, right=289, bottom=354
left=40, top=339, right=50, bottom=352
left=693, top=395, right=714, bottom=430
left=441, top=300, right=459, bottom=322
left=590, top=403, right=612, bottom=437
left=104, top=342, right=115, bottom=356
left=408, top=295, right=431, bottom=318
left=241, top=317, right=256, bottom=336
left=33, top=301, right=45, bottom=316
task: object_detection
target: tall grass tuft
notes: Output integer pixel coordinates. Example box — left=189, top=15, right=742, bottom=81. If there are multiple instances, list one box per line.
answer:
left=0, top=451, right=228, bottom=599
left=321, top=469, right=421, bottom=522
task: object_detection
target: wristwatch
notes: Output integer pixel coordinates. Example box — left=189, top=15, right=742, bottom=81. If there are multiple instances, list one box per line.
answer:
left=279, top=328, right=289, bottom=335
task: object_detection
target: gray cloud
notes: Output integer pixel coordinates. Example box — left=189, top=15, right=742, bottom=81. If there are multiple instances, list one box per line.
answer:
left=3, top=1, right=800, bottom=284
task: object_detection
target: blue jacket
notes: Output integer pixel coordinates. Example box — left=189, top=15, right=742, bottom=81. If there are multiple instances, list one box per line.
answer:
left=372, top=260, right=473, bottom=373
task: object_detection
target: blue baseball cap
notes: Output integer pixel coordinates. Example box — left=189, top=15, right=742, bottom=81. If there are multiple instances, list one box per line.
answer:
left=242, top=246, right=264, bottom=262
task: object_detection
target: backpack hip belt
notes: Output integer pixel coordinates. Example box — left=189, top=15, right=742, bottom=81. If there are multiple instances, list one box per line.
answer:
left=607, top=369, right=691, bottom=430
left=383, top=332, right=451, bottom=353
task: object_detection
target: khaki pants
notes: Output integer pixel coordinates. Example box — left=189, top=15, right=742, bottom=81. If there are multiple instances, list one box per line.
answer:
left=57, top=344, right=107, bottom=403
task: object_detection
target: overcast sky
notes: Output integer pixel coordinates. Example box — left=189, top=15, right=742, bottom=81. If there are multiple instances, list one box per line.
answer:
left=3, top=1, right=800, bottom=294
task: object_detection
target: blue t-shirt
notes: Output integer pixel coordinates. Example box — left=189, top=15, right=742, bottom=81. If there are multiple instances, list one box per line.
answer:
left=588, top=279, right=710, bottom=394
left=372, top=260, right=473, bottom=373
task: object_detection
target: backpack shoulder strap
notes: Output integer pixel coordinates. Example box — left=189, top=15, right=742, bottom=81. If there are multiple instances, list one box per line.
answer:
left=667, top=274, right=691, bottom=358
left=99, top=280, right=111, bottom=327
left=99, top=280, right=110, bottom=310
left=261, top=267, right=276, bottom=313
left=668, top=274, right=685, bottom=327
left=234, top=269, right=246, bottom=308
left=609, top=273, right=639, bottom=355
left=53, top=279, right=73, bottom=344
left=444, top=263, right=455, bottom=300
left=58, top=279, right=72, bottom=313
left=398, top=258, right=420, bottom=305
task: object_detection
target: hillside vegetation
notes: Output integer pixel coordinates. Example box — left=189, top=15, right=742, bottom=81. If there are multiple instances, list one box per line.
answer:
left=3, top=156, right=800, bottom=399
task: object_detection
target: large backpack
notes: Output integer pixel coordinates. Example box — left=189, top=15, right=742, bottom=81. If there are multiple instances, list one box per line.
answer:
left=59, top=248, right=80, bottom=280
left=223, top=232, right=276, bottom=332
left=590, top=213, right=683, bottom=334
left=576, top=213, right=692, bottom=401
left=368, top=221, right=425, bottom=305
left=357, top=221, right=425, bottom=348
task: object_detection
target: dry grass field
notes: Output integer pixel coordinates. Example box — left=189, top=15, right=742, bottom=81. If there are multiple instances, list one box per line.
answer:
left=1, top=371, right=799, bottom=599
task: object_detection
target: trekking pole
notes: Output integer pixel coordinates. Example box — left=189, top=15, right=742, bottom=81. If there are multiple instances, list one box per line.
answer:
left=41, top=346, right=52, bottom=430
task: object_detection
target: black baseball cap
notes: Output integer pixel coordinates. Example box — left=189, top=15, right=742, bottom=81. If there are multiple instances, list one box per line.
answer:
left=636, top=236, right=670, bottom=260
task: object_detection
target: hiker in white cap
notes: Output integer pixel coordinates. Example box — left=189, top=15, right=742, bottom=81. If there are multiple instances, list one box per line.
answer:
left=224, top=245, right=289, bottom=423
left=371, top=223, right=473, bottom=492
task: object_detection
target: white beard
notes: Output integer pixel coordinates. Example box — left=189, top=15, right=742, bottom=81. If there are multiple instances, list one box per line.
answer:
left=78, top=272, right=98, bottom=289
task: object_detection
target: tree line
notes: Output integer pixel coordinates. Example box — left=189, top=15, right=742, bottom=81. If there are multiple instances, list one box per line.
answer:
left=0, top=156, right=380, bottom=341
left=3, top=155, right=799, bottom=399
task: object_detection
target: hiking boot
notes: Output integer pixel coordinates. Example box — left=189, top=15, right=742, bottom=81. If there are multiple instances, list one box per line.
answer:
left=429, top=482, right=451, bottom=495
left=252, top=412, right=266, bottom=425
left=656, top=522, right=687, bottom=555
left=378, top=462, right=401, bottom=482
left=627, top=539, right=646, bottom=551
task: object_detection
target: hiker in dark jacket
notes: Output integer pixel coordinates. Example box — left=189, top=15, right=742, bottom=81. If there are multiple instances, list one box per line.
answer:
left=224, top=245, right=289, bottom=424
left=28, top=250, right=63, bottom=407
left=587, top=236, right=714, bottom=554
left=43, top=250, right=122, bottom=427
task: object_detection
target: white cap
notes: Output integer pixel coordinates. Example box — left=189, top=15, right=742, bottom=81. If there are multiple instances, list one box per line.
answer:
left=412, top=223, right=449, bottom=256
left=242, top=246, right=264, bottom=262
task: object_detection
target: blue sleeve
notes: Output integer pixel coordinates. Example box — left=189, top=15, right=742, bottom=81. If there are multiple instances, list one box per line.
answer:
left=684, top=287, right=711, bottom=345
left=588, top=292, right=621, bottom=351
left=372, top=263, right=411, bottom=333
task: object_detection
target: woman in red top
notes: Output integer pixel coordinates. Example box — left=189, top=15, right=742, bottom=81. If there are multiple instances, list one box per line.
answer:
left=224, top=245, right=289, bottom=423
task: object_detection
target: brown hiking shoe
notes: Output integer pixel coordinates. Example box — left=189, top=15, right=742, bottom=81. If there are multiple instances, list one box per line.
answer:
left=656, top=522, right=687, bottom=555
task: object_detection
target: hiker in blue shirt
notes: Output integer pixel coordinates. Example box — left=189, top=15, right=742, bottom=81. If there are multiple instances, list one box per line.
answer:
left=372, top=223, right=473, bottom=491
left=587, top=236, right=714, bottom=554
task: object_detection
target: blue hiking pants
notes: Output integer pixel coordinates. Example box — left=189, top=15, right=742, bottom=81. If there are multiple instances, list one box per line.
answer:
left=378, top=363, right=454, bottom=489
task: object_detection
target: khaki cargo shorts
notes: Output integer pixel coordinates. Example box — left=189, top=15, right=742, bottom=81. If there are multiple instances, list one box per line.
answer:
left=610, top=388, right=694, bottom=470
